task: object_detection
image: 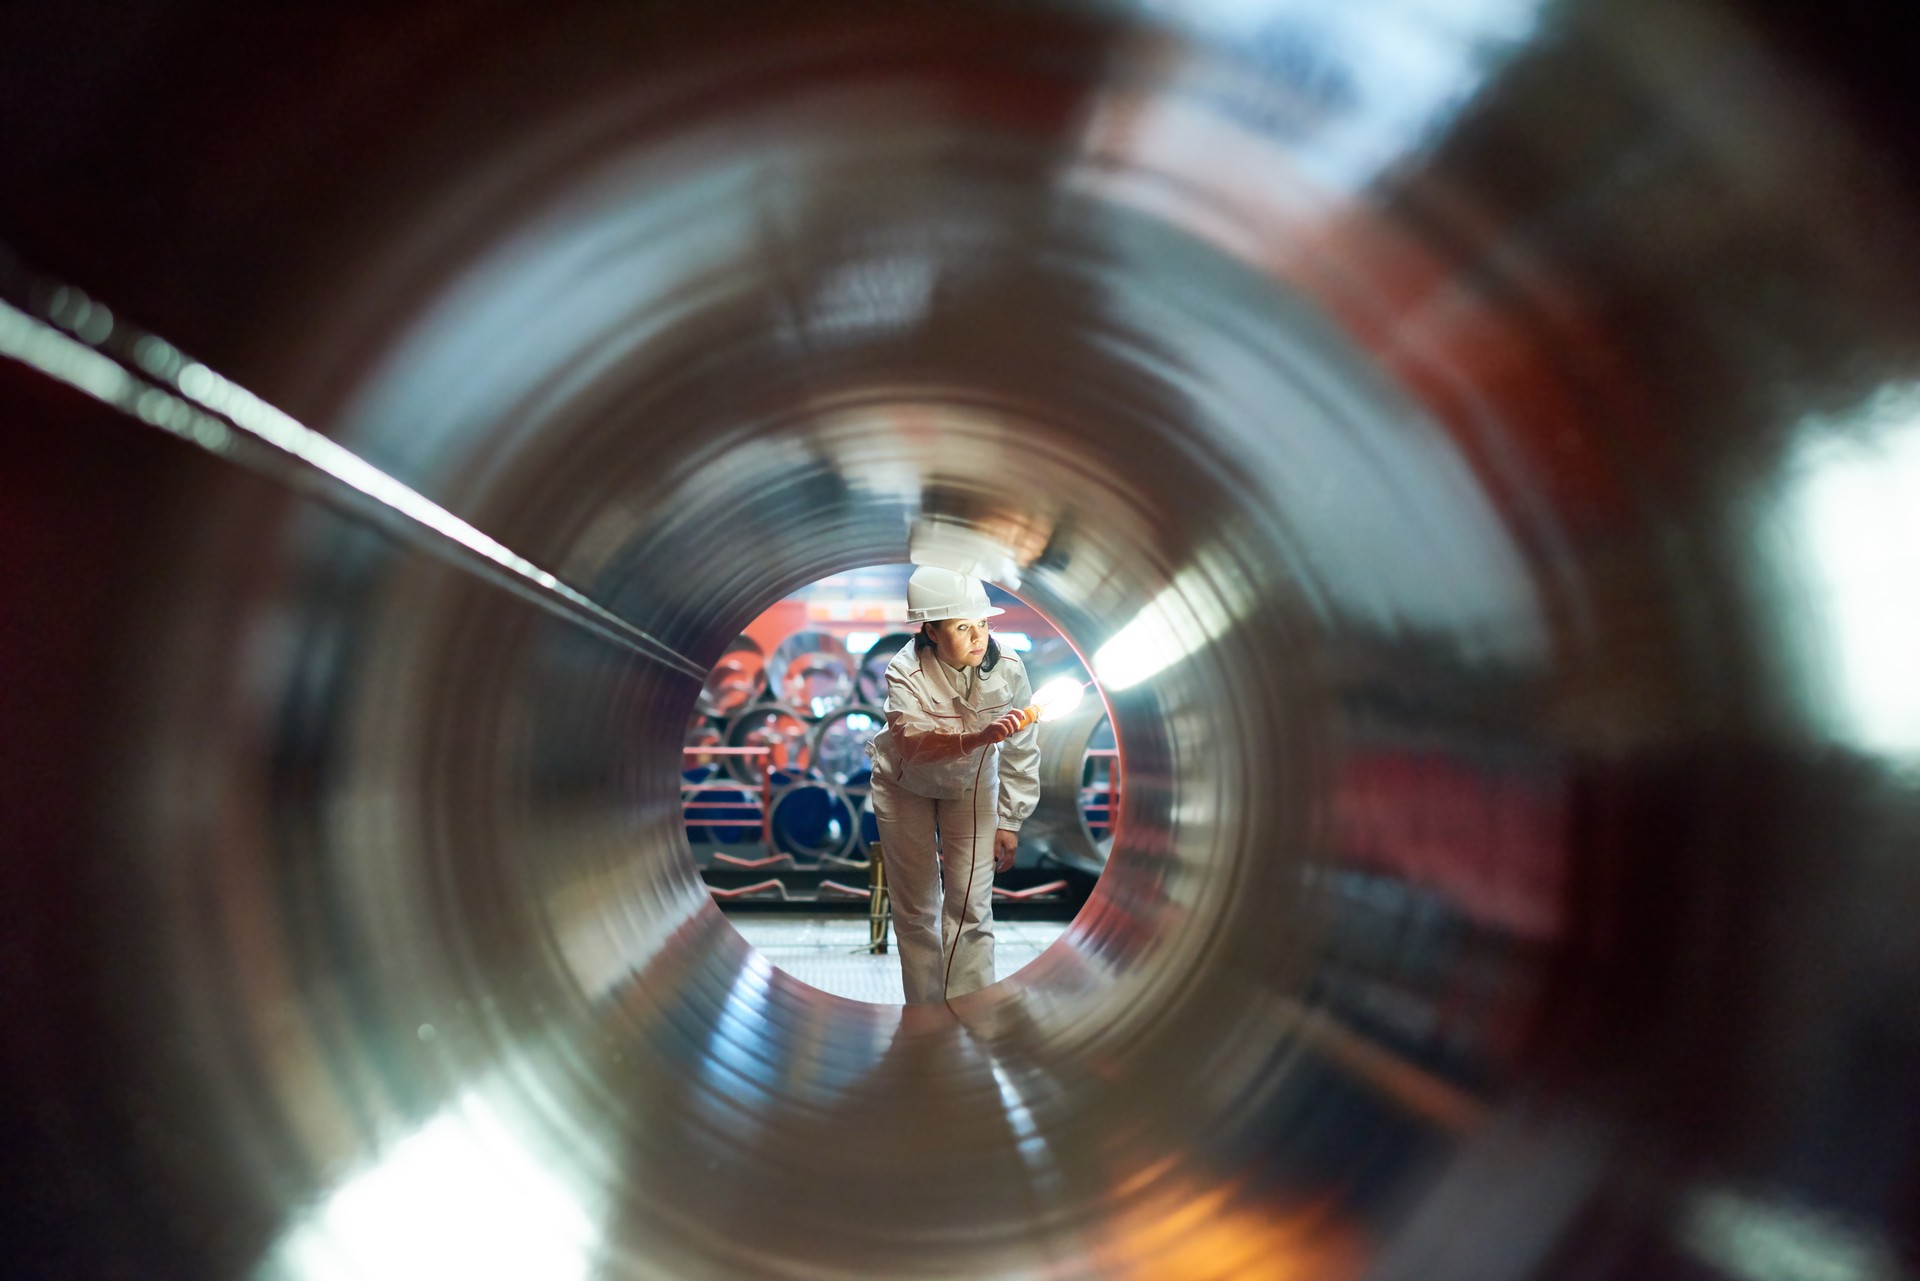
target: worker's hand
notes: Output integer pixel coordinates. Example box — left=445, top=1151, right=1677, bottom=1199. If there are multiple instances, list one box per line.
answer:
left=993, top=829, right=1019, bottom=873
left=976, top=709, right=1026, bottom=746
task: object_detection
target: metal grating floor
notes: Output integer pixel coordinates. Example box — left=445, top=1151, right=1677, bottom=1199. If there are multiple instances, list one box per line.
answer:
left=728, top=915, right=1071, bottom=1004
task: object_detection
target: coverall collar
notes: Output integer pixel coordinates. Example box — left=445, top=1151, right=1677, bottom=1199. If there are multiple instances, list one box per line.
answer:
left=935, top=651, right=978, bottom=696
left=920, top=644, right=987, bottom=701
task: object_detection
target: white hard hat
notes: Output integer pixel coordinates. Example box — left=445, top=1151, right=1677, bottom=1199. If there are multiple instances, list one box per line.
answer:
left=906, top=566, right=1006, bottom=623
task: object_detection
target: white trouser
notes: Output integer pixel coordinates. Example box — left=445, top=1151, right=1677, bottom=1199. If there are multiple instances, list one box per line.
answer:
left=872, top=768, right=998, bottom=1003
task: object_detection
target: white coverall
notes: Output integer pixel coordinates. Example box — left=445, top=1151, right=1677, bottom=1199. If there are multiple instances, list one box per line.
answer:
left=866, top=642, right=1040, bottom=1002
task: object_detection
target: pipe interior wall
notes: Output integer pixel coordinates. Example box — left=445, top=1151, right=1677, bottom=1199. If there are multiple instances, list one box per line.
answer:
left=1024, top=702, right=1116, bottom=875
left=3, top=2, right=1919, bottom=1278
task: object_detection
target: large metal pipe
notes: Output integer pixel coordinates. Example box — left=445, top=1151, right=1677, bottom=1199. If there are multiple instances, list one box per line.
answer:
left=4, top=3, right=1919, bottom=1279
left=1022, top=702, right=1118, bottom=875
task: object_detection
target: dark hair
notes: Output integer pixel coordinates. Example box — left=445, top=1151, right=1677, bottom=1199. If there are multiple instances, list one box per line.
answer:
left=915, top=621, right=1002, bottom=673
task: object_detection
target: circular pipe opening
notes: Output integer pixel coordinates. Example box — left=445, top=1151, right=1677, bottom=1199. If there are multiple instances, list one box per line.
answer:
left=141, top=46, right=1389, bottom=1261
left=694, top=569, right=1116, bottom=1001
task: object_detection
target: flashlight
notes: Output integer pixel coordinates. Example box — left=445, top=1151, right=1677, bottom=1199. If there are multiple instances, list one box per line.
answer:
left=1015, top=676, right=1090, bottom=730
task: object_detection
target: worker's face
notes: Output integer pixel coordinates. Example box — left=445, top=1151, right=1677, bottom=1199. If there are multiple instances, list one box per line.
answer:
left=930, top=618, right=991, bottom=668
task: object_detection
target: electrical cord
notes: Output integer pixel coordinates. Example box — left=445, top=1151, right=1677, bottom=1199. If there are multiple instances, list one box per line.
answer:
left=941, top=731, right=995, bottom=1002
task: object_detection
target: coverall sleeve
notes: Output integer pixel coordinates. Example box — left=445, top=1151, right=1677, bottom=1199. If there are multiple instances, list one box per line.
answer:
left=883, top=664, right=976, bottom=767
left=997, top=663, right=1041, bottom=831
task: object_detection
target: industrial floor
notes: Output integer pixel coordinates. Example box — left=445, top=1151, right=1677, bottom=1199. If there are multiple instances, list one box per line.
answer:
left=729, top=915, right=1070, bottom=1003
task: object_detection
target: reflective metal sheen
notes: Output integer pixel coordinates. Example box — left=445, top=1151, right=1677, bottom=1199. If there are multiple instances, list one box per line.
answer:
left=3, top=2, right=1919, bottom=1279
left=1023, top=702, right=1119, bottom=875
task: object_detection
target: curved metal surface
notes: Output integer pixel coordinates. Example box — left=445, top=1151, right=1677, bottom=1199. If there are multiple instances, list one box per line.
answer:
left=767, top=629, right=857, bottom=718
left=683, top=777, right=765, bottom=847
left=810, top=702, right=884, bottom=786
left=682, top=710, right=727, bottom=765
left=1022, top=702, right=1118, bottom=874
left=3, top=2, right=1920, bottom=1280
left=696, top=634, right=767, bottom=718
left=722, top=703, right=814, bottom=785
left=767, top=777, right=859, bottom=862
left=855, top=631, right=916, bottom=704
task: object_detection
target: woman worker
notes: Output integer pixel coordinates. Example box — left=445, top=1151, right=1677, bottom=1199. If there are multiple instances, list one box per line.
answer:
left=867, top=566, right=1040, bottom=1003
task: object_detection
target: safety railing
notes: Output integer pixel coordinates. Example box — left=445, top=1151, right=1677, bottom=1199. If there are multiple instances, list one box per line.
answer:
left=1082, top=748, right=1121, bottom=838
left=682, top=746, right=774, bottom=849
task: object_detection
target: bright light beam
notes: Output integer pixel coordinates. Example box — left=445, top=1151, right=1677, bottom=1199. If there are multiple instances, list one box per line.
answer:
left=266, top=1092, right=595, bottom=1281
left=1789, top=385, right=1920, bottom=755
left=1093, top=560, right=1252, bottom=691
left=1030, top=676, right=1089, bottom=722
left=0, top=288, right=708, bottom=682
